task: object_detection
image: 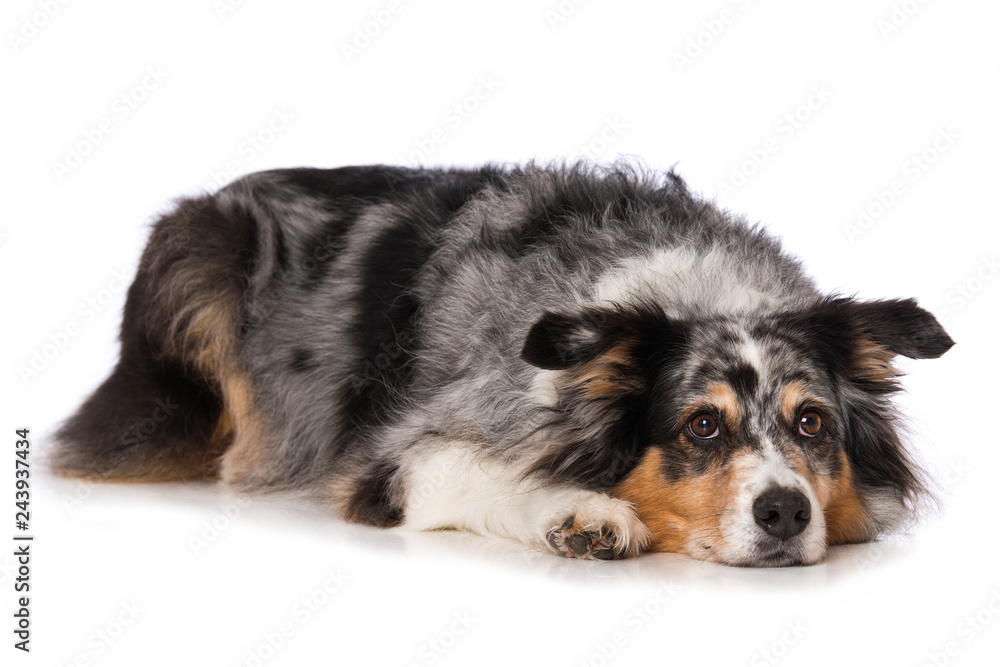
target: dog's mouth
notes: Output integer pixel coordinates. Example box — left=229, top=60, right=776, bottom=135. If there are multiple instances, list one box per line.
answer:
left=741, top=550, right=806, bottom=568
left=688, top=533, right=821, bottom=568
left=700, top=531, right=822, bottom=568
left=728, top=536, right=819, bottom=568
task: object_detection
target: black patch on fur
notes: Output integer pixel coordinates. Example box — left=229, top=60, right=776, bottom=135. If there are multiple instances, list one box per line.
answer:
left=277, top=167, right=414, bottom=288
left=300, top=222, right=352, bottom=288
left=289, top=347, right=317, bottom=373
left=841, top=398, right=921, bottom=499
left=274, top=223, right=291, bottom=273
left=272, top=166, right=506, bottom=289
left=496, top=193, right=603, bottom=261
left=337, top=170, right=501, bottom=433
left=345, top=460, right=403, bottom=527
left=338, top=217, right=427, bottom=431
left=716, top=329, right=741, bottom=346
left=476, top=165, right=669, bottom=265
left=727, top=364, right=759, bottom=400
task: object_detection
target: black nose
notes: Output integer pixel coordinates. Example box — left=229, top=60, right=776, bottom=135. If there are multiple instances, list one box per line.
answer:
left=752, top=488, right=811, bottom=540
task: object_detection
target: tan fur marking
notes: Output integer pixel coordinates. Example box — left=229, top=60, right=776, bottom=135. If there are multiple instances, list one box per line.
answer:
left=705, top=382, right=740, bottom=423
left=781, top=381, right=808, bottom=423
left=182, top=299, right=240, bottom=379
left=210, top=406, right=235, bottom=453
left=779, top=381, right=829, bottom=426
left=567, top=340, right=641, bottom=399
left=163, top=292, right=270, bottom=486
left=850, top=339, right=899, bottom=383
left=613, top=447, right=743, bottom=554
left=57, top=458, right=219, bottom=484
left=823, top=450, right=872, bottom=545
left=217, top=371, right=269, bottom=486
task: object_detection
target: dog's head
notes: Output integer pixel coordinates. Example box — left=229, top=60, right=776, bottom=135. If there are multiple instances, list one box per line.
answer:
left=521, top=297, right=953, bottom=566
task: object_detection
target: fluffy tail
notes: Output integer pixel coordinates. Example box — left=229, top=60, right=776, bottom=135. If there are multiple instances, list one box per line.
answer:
left=51, top=192, right=259, bottom=482
left=52, top=355, right=224, bottom=481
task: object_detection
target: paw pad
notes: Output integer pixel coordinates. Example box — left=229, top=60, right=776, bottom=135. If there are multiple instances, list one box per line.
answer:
left=546, top=515, right=623, bottom=560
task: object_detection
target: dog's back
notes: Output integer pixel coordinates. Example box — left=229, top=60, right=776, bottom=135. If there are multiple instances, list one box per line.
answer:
left=54, top=164, right=800, bottom=486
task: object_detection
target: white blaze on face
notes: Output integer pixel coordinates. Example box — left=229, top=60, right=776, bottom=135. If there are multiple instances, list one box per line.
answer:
left=739, top=337, right=766, bottom=375
left=714, top=438, right=827, bottom=565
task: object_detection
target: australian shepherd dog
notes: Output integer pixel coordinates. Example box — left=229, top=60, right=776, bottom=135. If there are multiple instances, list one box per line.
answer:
left=53, top=163, right=954, bottom=566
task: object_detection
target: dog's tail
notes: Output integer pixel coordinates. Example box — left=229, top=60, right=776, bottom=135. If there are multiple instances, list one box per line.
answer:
left=51, top=191, right=261, bottom=482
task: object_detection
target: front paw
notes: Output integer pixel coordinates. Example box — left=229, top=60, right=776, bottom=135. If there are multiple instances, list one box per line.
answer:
left=547, top=516, right=623, bottom=559
left=544, top=496, right=649, bottom=560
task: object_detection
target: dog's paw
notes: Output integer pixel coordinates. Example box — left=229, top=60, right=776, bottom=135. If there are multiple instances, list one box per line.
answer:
left=544, top=495, right=649, bottom=560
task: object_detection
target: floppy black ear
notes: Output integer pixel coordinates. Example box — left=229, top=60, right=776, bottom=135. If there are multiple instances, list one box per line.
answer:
left=521, top=309, right=617, bottom=370
left=801, top=297, right=947, bottom=511
left=846, top=298, right=954, bottom=359
left=810, top=297, right=954, bottom=360
left=520, top=304, right=676, bottom=489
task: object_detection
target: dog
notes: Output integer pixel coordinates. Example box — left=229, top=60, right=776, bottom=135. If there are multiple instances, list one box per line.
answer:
left=52, top=163, right=953, bottom=566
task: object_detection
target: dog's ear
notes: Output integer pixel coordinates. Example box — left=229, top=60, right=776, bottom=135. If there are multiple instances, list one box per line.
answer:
left=520, top=304, right=678, bottom=489
left=799, top=297, right=947, bottom=514
left=521, top=309, right=619, bottom=370
left=841, top=298, right=953, bottom=359
left=807, top=297, right=954, bottom=363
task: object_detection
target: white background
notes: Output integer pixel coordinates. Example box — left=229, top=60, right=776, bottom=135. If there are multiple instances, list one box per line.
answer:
left=3, top=1, right=999, bottom=665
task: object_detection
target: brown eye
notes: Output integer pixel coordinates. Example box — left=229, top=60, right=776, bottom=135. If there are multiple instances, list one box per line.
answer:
left=689, top=413, right=720, bottom=439
left=799, top=410, right=822, bottom=437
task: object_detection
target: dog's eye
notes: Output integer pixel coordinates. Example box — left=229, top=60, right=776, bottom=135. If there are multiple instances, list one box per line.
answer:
left=799, top=410, right=822, bottom=437
left=689, top=413, right=720, bottom=439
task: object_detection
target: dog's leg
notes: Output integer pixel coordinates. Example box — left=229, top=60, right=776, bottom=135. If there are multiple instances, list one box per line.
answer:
left=400, top=445, right=650, bottom=560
